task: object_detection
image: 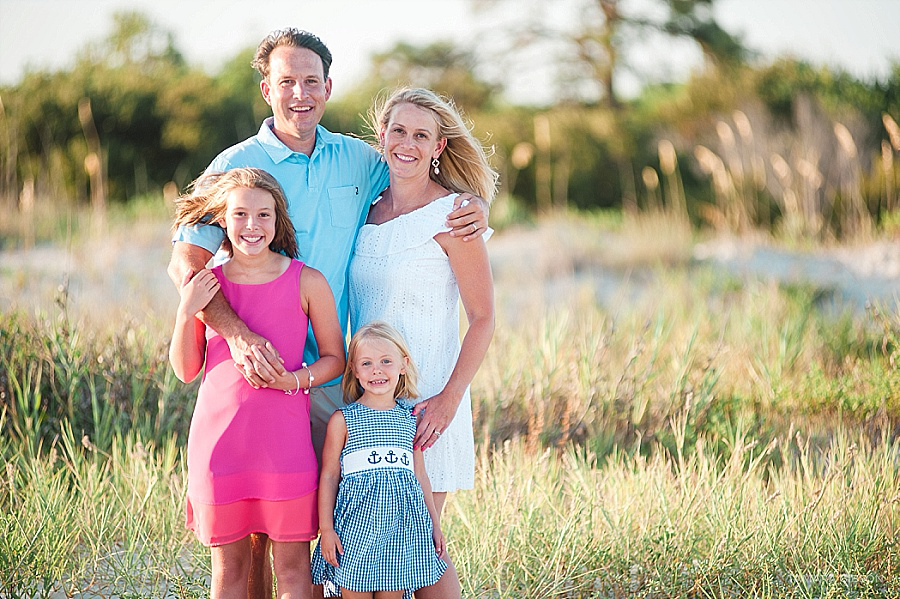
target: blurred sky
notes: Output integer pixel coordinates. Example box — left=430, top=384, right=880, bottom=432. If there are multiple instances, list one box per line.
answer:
left=1, top=0, right=899, bottom=105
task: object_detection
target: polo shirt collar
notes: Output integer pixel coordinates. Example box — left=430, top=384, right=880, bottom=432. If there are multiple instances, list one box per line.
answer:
left=256, top=118, right=340, bottom=164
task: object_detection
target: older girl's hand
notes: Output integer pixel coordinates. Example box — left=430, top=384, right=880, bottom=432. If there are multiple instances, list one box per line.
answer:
left=177, top=269, right=219, bottom=318
left=412, top=390, right=461, bottom=450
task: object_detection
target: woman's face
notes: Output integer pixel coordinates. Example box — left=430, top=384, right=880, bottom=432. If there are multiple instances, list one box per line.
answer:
left=381, top=102, right=447, bottom=180
left=219, top=187, right=277, bottom=257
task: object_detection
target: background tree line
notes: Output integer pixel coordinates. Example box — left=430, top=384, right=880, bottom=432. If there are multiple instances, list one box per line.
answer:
left=1, top=3, right=898, bottom=241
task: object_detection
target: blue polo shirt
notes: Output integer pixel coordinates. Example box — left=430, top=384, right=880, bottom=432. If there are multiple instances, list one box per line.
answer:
left=174, top=118, right=390, bottom=383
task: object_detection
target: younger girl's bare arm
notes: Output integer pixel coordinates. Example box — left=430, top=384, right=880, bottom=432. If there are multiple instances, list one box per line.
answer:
left=414, top=449, right=446, bottom=557
left=318, top=411, right=348, bottom=567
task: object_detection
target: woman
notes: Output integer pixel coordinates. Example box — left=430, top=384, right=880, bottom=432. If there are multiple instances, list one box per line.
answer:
left=349, top=88, right=497, bottom=598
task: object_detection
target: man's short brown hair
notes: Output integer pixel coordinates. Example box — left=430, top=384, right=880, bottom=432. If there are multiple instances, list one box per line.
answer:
left=251, top=28, right=333, bottom=80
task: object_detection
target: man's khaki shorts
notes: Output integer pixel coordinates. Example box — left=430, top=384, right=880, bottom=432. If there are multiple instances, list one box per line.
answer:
left=309, top=384, right=345, bottom=466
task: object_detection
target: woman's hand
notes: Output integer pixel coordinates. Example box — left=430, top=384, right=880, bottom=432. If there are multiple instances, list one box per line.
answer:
left=319, top=528, right=344, bottom=568
left=413, top=390, right=461, bottom=450
left=177, top=269, right=219, bottom=318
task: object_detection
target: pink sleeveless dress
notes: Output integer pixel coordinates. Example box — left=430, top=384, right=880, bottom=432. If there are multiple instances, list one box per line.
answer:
left=185, top=259, right=318, bottom=546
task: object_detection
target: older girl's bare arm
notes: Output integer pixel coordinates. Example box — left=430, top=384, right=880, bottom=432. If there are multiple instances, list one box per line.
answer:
left=169, top=269, right=219, bottom=382
left=302, top=267, right=346, bottom=384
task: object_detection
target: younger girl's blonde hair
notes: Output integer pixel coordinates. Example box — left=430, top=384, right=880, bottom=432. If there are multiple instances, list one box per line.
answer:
left=172, top=168, right=299, bottom=259
left=342, top=321, right=420, bottom=403
left=368, top=87, right=499, bottom=203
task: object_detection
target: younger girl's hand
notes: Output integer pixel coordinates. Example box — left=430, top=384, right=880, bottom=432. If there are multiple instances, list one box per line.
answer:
left=178, top=269, right=219, bottom=318
left=319, top=529, right=344, bottom=568
left=433, top=526, right=446, bottom=557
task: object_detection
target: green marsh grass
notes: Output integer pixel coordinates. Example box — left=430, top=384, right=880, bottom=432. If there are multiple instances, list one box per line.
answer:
left=0, top=413, right=209, bottom=598
left=2, top=207, right=899, bottom=596
left=450, top=432, right=899, bottom=598
left=2, top=415, right=898, bottom=598
left=476, top=268, right=899, bottom=458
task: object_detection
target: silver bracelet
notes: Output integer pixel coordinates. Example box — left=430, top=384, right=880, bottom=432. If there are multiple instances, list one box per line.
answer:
left=302, top=362, right=315, bottom=392
left=284, top=371, right=301, bottom=396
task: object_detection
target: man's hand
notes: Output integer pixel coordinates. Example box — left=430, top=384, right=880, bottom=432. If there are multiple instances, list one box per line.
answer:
left=446, top=193, right=489, bottom=241
left=227, top=333, right=286, bottom=389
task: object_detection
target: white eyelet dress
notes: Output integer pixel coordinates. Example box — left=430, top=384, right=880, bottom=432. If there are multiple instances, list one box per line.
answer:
left=349, top=194, right=491, bottom=492
left=310, top=402, right=446, bottom=595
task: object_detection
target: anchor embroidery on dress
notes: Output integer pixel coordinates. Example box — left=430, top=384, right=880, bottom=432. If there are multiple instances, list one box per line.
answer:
left=344, top=447, right=413, bottom=474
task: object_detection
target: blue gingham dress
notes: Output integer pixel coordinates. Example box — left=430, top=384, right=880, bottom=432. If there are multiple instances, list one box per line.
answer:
left=311, top=401, right=447, bottom=594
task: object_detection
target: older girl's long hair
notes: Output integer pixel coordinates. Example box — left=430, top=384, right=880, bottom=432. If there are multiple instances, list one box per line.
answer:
left=172, top=168, right=299, bottom=259
left=368, top=88, right=499, bottom=203
left=342, top=321, right=420, bottom=403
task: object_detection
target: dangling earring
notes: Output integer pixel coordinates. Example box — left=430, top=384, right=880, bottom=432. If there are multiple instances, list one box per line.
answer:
left=380, top=150, right=386, bottom=163
left=432, top=157, right=440, bottom=175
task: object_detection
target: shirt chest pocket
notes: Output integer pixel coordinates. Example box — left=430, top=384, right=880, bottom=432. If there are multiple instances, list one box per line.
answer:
left=328, top=185, right=362, bottom=229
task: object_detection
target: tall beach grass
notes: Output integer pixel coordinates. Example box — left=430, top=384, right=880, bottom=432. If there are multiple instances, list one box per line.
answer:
left=2, top=246, right=899, bottom=596
left=3, top=415, right=898, bottom=598
left=1, top=181, right=899, bottom=596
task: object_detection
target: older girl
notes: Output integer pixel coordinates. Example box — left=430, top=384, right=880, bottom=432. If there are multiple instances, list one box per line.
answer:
left=170, top=168, right=344, bottom=599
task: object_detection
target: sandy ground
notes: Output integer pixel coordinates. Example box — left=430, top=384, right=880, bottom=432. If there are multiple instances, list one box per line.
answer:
left=0, top=222, right=176, bottom=328
left=489, top=218, right=899, bottom=318
left=1, top=218, right=898, bottom=329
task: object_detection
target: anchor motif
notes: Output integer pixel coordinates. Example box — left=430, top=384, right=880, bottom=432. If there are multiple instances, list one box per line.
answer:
left=367, top=451, right=382, bottom=464
left=385, top=450, right=398, bottom=464
left=400, top=453, right=410, bottom=466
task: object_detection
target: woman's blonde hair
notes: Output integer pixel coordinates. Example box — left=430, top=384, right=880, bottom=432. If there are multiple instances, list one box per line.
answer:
left=368, top=88, right=499, bottom=203
left=342, top=321, right=420, bottom=403
left=172, top=168, right=299, bottom=259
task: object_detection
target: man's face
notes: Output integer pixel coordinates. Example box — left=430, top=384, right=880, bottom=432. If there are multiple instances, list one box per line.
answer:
left=260, top=45, right=332, bottom=151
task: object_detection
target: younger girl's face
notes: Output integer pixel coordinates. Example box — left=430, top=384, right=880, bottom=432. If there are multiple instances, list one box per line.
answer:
left=220, top=187, right=277, bottom=257
left=352, top=338, right=408, bottom=400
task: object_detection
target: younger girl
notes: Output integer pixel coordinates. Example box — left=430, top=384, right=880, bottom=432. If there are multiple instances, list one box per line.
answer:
left=311, top=322, right=447, bottom=598
left=169, top=167, right=345, bottom=599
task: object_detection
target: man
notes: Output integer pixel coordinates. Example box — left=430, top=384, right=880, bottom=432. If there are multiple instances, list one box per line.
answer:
left=167, top=28, right=488, bottom=598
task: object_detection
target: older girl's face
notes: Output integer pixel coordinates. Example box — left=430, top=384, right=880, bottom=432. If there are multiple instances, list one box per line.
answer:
left=381, top=102, right=447, bottom=180
left=219, top=186, right=277, bottom=257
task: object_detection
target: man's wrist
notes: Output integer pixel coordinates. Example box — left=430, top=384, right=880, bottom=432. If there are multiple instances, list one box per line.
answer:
left=220, top=320, right=253, bottom=344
